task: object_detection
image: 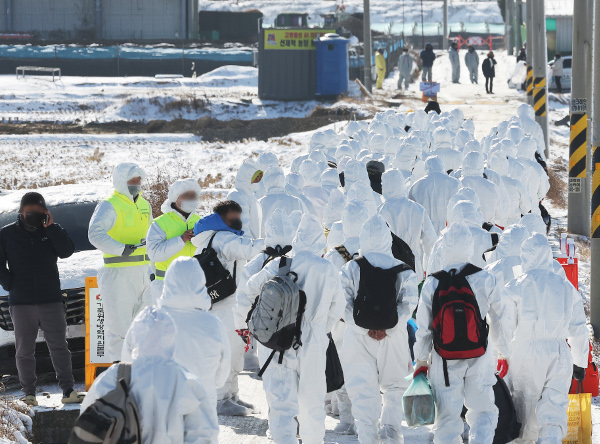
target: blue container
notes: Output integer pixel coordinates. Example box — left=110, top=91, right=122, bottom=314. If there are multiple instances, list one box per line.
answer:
left=316, top=33, right=349, bottom=96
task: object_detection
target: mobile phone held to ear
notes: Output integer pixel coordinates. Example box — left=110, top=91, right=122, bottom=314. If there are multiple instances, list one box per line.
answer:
left=44, top=214, right=50, bottom=225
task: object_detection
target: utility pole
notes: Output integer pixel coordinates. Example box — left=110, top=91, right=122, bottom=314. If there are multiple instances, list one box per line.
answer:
left=443, top=0, right=448, bottom=50
left=506, top=0, right=514, bottom=55
left=590, top=0, right=600, bottom=338
left=568, top=0, right=591, bottom=236
left=363, top=0, right=372, bottom=92
left=516, top=0, right=523, bottom=50
left=525, top=0, right=534, bottom=105
left=531, top=0, right=549, bottom=158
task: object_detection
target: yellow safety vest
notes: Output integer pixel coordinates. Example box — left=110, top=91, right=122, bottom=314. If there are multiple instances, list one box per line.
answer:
left=103, top=191, right=151, bottom=268
left=153, top=211, right=200, bottom=280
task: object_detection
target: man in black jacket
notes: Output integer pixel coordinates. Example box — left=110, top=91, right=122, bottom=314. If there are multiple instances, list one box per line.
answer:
left=0, top=192, right=83, bottom=406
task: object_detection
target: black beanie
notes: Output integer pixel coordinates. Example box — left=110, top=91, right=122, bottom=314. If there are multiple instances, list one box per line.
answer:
left=19, top=192, right=46, bottom=212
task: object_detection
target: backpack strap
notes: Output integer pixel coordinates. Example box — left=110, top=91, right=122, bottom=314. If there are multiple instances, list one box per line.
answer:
left=482, top=222, right=494, bottom=232
left=206, top=232, right=218, bottom=250
left=458, top=263, right=482, bottom=278
left=262, top=245, right=292, bottom=269
left=491, top=233, right=500, bottom=246
left=278, top=256, right=293, bottom=277
left=443, top=358, right=450, bottom=387
left=117, top=363, right=132, bottom=393
left=334, top=245, right=354, bottom=263
left=258, top=350, right=278, bottom=377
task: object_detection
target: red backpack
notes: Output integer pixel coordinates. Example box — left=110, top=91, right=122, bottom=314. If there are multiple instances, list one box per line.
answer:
left=431, top=264, right=489, bottom=387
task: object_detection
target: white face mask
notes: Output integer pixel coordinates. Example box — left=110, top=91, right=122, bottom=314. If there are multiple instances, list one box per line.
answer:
left=179, top=199, right=198, bottom=214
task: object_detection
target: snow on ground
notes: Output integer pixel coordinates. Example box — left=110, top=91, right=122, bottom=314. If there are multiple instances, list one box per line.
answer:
left=199, top=0, right=503, bottom=28
left=0, top=67, right=367, bottom=124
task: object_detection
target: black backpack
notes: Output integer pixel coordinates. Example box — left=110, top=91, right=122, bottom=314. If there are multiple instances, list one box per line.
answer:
left=353, top=256, right=412, bottom=330
left=194, top=232, right=237, bottom=304
left=492, top=375, right=521, bottom=444
left=391, top=232, right=416, bottom=272
left=431, top=264, right=489, bottom=386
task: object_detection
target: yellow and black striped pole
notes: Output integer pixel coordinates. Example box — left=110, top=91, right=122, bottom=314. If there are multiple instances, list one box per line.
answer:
left=526, top=65, right=533, bottom=99
left=570, top=111, right=588, bottom=179
left=592, top=147, right=600, bottom=239
left=533, top=76, right=546, bottom=117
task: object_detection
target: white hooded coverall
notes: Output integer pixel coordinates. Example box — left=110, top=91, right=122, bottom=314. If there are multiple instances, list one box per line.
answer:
left=244, top=214, right=345, bottom=444
left=258, top=167, right=305, bottom=237
left=82, top=308, right=215, bottom=444
left=408, top=156, right=460, bottom=234
left=192, top=223, right=264, bottom=403
left=122, top=257, right=231, bottom=440
left=88, top=162, right=152, bottom=360
left=503, top=234, right=589, bottom=443
left=227, top=159, right=262, bottom=239
left=340, top=215, right=418, bottom=444
left=379, top=169, right=437, bottom=280
left=414, top=223, right=511, bottom=444
left=146, top=178, right=202, bottom=303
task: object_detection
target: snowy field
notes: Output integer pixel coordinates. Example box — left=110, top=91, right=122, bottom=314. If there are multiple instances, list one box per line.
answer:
left=0, top=66, right=370, bottom=124
left=1, top=48, right=600, bottom=443
left=199, top=0, right=503, bottom=27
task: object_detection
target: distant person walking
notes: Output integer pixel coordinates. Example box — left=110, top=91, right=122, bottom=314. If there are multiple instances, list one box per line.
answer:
left=517, top=46, right=527, bottom=62
left=449, top=42, right=460, bottom=83
left=397, top=47, right=413, bottom=91
left=375, top=49, right=386, bottom=90
left=420, top=42, right=435, bottom=82
left=464, top=45, right=480, bottom=84
left=482, top=51, right=497, bottom=94
left=551, top=53, right=564, bottom=93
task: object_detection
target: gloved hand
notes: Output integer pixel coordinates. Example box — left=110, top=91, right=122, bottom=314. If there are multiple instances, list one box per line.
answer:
left=122, top=245, right=137, bottom=257
left=497, top=357, right=509, bottom=378
left=414, top=360, right=429, bottom=378
left=573, top=365, right=586, bottom=382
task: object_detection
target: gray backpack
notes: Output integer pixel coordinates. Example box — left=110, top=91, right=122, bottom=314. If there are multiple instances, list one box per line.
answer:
left=69, top=363, right=141, bottom=444
left=246, top=256, right=306, bottom=376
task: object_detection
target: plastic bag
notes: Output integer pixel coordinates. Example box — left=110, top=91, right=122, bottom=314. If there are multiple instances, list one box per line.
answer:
left=562, top=382, right=592, bottom=444
left=402, top=373, right=435, bottom=427
left=325, top=334, right=344, bottom=393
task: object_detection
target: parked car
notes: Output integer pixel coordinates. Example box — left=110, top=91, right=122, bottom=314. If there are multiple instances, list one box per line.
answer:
left=547, top=55, right=572, bottom=91
left=0, top=183, right=110, bottom=375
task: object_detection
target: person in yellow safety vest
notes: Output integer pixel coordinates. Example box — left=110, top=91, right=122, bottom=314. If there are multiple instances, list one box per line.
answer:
left=146, top=178, right=202, bottom=303
left=375, top=49, right=386, bottom=90
left=88, top=163, right=152, bottom=361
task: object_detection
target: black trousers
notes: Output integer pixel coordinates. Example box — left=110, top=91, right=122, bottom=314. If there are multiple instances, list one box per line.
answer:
left=485, top=76, right=494, bottom=93
left=555, top=76, right=562, bottom=92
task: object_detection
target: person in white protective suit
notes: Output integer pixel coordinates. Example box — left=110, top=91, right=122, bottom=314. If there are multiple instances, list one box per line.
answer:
left=236, top=209, right=294, bottom=335
left=323, top=200, right=371, bottom=435
left=520, top=213, right=549, bottom=236
left=487, top=150, right=532, bottom=225
left=503, top=234, right=589, bottom=444
left=191, top=201, right=264, bottom=416
left=464, top=45, right=479, bottom=84
left=299, top=160, right=330, bottom=222
left=516, top=104, right=547, bottom=160
left=391, top=136, right=421, bottom=181
left=378, top=169, right=437, bottom=280
left=428, top=201, right=494, bottom=272
left=413, top=223, right=511, bottom=444
left=430, top=128, right=462, bottom=173
left=308, top=150, right=329, bottom=172
left=517, top=136, right=550, bottom=205
left=244, top=214, right=345, bottom=444
left=340, top=215, right=418, bottom=444
left=409, top=156, right=460, bottom=234
left=258, top=167, right=305, bottom=237
left=397, top=47, right=414, bottom=90
left=121, top=257, right=231, bottom=442
left=453, top=129, right=474, bottom=153
left=343, top=159, right=370, bottom=190
left=226, top=159, right=262, bottom=239
left=321, top=168, right=342, bottom=195
left=285, top=172, right=316, bottom=216
left=88, top=163, right=152, bottom=360
left=83, top=308, right=215, bottom=444
left=255, top=153, right=280, bottom=200
left=446, top=187, right=482, bottom=219
left=347, top=182, right=379, bottom=216
left=146, top=178, right=202, bottom=303
left=323, top=188, right=346, bottom=233
left=459, top=151, right=502, bottom=226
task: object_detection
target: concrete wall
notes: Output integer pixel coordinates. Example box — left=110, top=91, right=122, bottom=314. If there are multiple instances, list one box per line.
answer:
left=102, top=0, right=183, bottom=40
left=1, top=0, right=186, bottom=40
